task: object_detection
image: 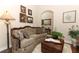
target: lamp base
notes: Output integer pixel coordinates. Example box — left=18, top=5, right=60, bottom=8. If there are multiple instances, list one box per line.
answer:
left=6, top=23, right=9, bottom=49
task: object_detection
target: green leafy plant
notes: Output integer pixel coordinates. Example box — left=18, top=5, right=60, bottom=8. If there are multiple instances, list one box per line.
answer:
left=69, top=30, right=79, bottom=39
left=69, top=25, right=79, bottom=39
left=51, top=31, right=63, bottom=39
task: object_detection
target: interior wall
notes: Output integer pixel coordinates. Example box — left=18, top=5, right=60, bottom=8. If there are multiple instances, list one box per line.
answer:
left=0, top=0, right=39, bottom=51
left=37, top=5, right=79, bottom=43
left=0, top=3, right=79, bottom=51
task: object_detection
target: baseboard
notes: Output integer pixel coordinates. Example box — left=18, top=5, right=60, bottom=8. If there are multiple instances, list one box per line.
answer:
left=0, top=47, right=7, bottom=52
left=0, top=44, right=12, bottom=52
left=0, top=48, right=12, bottom=53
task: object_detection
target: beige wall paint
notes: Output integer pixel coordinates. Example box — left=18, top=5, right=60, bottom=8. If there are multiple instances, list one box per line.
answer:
left=37, top=5, right=79, bottom=43
left=0, top=0, right=39, bottom=51
left=0, top=3, right=79, bottom=51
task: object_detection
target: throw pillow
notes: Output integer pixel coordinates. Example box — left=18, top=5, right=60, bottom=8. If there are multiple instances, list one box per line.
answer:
left=12, top=30, right=20, bottom=39
left=18, top=30, right=24, bottom=40
left=23, top=30, right=30, bottom=39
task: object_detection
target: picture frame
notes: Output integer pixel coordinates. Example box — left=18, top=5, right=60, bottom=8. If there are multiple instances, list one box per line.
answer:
left=20, top=5, right=26, bottom=14
left=27, top=16, right=33, bottom=23
left=42, top=19, right=51, bottom=25
left=63, top=10, right=76, bottom=23
left=28, top=9, right=32, bottom=15
left=20, top=13, right=27, bottom=23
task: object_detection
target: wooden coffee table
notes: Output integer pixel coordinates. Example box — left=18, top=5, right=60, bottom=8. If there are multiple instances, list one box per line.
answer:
left=41, top=39, right=64, bottom=53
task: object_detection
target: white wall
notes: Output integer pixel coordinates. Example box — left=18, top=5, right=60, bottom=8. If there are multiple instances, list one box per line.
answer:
left=0, top=0, right=39, bottom=51
left=37, top=5, right=79, bottom=43
left=0, top=3, right=79, bottom=51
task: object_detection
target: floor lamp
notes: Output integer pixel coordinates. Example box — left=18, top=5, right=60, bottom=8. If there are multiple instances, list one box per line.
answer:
left=0, top=11, right=15, bottom=49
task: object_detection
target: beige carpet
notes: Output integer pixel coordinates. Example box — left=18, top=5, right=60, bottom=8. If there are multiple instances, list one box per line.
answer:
left=63, top=43, right=72, bottom=53
left=32, top=43, right=72, bottom=53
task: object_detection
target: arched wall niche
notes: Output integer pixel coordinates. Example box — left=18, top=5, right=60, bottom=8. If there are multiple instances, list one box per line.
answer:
left=41, top=10, right=54, bottom=33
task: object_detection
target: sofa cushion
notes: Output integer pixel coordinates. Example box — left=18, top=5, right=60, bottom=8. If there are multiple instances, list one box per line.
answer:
left=12, top=30, right=24, bottom=40
left=12, top=30, right=20, bottom=39
left=24, top=27, right=36, bottom=35
left=22, top=30, right=30, bottom=39
left=30, top=33, right=47, bottom=39
left=20, top=38, right=34, bottom=48
left=19, top=30, right=24, bottom=40
left=36, top=27, right=43, bottom=34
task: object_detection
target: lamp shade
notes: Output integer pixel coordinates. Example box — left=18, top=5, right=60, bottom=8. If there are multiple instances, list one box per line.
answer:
left=0, top=11, right=15, bottom=22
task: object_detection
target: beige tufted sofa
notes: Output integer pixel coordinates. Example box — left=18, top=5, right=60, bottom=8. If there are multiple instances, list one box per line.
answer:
left=11, top=26, right=47, bottom=53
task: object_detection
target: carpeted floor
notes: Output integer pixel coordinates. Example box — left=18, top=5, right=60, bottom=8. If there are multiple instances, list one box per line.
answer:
left=32, top=43, right=72, bottom=53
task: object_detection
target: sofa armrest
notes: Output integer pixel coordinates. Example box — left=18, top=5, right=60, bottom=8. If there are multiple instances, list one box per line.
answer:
left=11, top=38, right=21, bottom=52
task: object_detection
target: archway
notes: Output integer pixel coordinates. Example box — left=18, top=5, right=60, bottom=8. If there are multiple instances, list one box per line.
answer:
left=41, top=10, right=54, bottom=34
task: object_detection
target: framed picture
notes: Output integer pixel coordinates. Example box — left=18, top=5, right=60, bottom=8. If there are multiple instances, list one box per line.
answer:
left=63, top=10, right=76, bottom=23
left=20, top=5, right=26, bottom=13
left=42, top=19, right=51, bottom=25
left=20, top=13, right=27, bottom=23
left=27, top=16, right=33, bottom=23
left=28, top=9, right=32, bottom=15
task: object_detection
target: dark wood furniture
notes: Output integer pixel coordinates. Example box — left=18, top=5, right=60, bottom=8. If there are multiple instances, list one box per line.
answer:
left=71, top=44, right=79, bottom=53
left=71, top=37, right=79, bottom=53
left=41, top=39, right=64, bottom=53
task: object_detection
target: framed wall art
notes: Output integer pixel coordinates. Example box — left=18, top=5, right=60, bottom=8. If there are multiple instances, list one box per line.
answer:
left=20, top=5, right=26, bottom=14
left=20, top=13, right=27, bottom=23
left=63, top=10, right=76, bottom=23
left=42, top=19, right=51, bottom=25
left=27, top=16, right=33, bottom=23
left=28, top=9, right=32, bottom=15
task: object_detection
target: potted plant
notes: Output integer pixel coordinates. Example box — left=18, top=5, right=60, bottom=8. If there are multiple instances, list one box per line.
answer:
left=69, top=25, right=79, bottom=39
left=68, top=25, right=79, bottom=47
left=51, top=31, right=63, bottom=39
left=69, top=30, right=79, bottom=39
